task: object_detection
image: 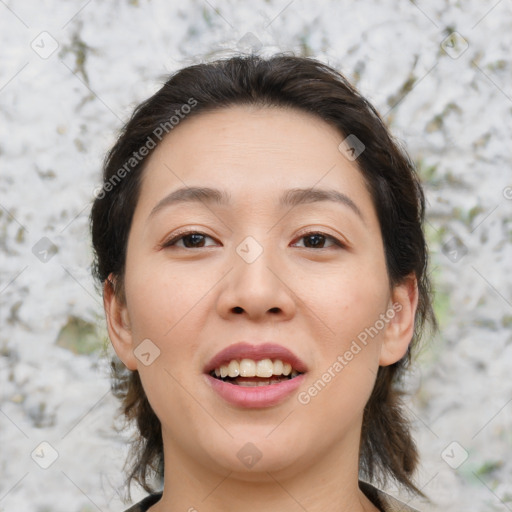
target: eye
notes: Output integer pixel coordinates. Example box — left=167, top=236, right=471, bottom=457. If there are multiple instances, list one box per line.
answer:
left=161, top=230, right=219, bottom=249
left=160, top=230, right=345, bottom=250
left=291, top=231, right=345, bottom=249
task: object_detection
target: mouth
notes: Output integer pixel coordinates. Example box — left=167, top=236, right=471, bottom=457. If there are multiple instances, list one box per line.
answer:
left=203, top=342, right=307, bottom=407
left=209, top=358, right=303, bottom=387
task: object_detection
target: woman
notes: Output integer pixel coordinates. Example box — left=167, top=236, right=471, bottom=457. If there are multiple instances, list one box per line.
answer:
left=90, top=53, right=436, bottom=512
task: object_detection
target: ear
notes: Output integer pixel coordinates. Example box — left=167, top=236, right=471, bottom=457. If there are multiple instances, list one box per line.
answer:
left=103, top=274, right=138, bottom=371
left=379, top=273, right=419, bottom=366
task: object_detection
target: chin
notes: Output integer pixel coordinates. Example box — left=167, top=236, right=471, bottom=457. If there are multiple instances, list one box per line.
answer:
left=199, top=434, right=308, bottom=480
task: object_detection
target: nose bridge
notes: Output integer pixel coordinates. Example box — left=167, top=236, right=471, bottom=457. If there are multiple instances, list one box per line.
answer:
left=219, top=233, right=295, bottom=319
left=233, top=234, right=279, bottom=293
left=235, top=235, right=266, bottom=267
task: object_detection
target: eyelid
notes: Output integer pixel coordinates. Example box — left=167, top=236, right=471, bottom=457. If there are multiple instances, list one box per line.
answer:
left=292, top=228, right=349, bottom=248
left=159, top=228, right=349, bottom=250
left=159, top=228, right=219, bottom=249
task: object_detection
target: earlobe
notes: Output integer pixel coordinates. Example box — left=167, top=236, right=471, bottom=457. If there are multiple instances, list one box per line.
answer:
left=103, top=275, right=138, bottom=371
left=379, top=274, right=419, bottom=366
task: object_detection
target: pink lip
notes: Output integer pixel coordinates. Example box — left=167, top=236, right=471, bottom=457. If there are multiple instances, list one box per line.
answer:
left=204, top=373, right=306, bottom=408
left=203, top=342, right=308, bottom=374
left=203, top=342, right=308, bottom=409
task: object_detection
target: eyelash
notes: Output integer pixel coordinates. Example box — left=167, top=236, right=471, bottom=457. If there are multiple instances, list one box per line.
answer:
left=160, top=229, right=346, bottom=250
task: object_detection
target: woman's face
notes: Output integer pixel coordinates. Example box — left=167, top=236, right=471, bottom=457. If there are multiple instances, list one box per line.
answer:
left=106, top=105, right=416, bottom=481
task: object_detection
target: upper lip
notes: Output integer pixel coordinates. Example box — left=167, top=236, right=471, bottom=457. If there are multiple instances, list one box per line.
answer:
left=204, top=342, right=308, bottom=374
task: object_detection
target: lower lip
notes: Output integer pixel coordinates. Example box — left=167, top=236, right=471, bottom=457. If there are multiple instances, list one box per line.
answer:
left=204, top=374, right=306, bottom=408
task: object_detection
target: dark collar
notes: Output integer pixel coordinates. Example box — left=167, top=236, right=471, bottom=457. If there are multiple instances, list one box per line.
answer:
left=124, top=481, right=420, bottom=512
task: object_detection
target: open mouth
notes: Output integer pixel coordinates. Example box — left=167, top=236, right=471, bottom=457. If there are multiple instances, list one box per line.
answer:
left=209, top=358, right=303, bottom=387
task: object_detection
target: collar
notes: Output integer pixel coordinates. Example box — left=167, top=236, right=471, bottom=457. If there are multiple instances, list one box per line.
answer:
left=359, top=480, right=421, bottom=511
left=124, top=481, right=421, bottom=512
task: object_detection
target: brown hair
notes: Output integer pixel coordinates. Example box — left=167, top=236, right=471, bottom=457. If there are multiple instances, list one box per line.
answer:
left=90, top=53, right=436, bottom=499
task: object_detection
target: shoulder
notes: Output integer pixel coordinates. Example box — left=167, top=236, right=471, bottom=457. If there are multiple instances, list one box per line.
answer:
left=123, top=491, right=163, bottom=512
left=359, top=480, right=421, bottom=512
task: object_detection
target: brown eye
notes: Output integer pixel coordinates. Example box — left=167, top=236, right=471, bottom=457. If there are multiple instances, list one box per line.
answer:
left=292, top=232, right=344, bottom=249
left=162, top=231, right=218, bottom=249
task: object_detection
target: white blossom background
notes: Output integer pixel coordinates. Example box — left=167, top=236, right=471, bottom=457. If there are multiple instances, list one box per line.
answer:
left=1, top=0, right=511, bottom=511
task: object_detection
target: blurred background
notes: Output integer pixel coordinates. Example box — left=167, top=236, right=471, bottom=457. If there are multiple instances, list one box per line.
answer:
left=0, top=0, right=511, bottom=510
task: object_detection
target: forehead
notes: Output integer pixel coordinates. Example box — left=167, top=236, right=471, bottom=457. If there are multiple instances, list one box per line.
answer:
left=137, top=105, right=376, bottom=220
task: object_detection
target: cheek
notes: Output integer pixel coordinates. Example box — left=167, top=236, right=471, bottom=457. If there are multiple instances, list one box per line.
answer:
left=297, top=275, right=385, bottom=418
left=299, top=263, right=390, bottom=347
left=123, top=257, right=220, bottom=392
left=124, top=256, right=207, bottom=340
left=295, top=262, right=388, bottom=407
left=123, top=260, right=211, bottom=441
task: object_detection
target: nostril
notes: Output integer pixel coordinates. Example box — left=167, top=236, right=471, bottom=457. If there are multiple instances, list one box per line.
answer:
left=232, top=306, right=244, bottom=314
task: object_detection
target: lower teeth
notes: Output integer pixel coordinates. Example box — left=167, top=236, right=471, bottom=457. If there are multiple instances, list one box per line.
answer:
left=214, top=375, right=295, bottom=386
left=236, top=378, right=287, bottom=387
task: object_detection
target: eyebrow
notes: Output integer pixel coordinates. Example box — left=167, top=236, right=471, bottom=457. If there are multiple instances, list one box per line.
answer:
left=148, top=186, right=365, bottom=223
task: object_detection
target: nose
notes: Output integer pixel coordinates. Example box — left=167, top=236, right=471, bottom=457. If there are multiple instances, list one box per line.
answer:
left=216, top=240, right=296, bottom=322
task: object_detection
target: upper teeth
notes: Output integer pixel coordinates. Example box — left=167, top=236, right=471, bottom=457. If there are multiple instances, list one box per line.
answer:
left=213, top=359, right=299, bottom=378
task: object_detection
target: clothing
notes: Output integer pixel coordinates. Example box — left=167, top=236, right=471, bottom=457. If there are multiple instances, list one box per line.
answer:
left=123, top=481, right=420, bottom=511
left=124, top=491, right=162, bottom=512
left=359, top=481, right=420, bottom=511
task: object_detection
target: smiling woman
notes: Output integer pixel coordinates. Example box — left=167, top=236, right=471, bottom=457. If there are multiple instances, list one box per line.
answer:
left=89, top=54, right=436, bottom=512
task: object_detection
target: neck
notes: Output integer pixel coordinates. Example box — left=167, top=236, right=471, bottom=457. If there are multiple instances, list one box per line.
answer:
left=148, top=429, right=379, bottom=512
